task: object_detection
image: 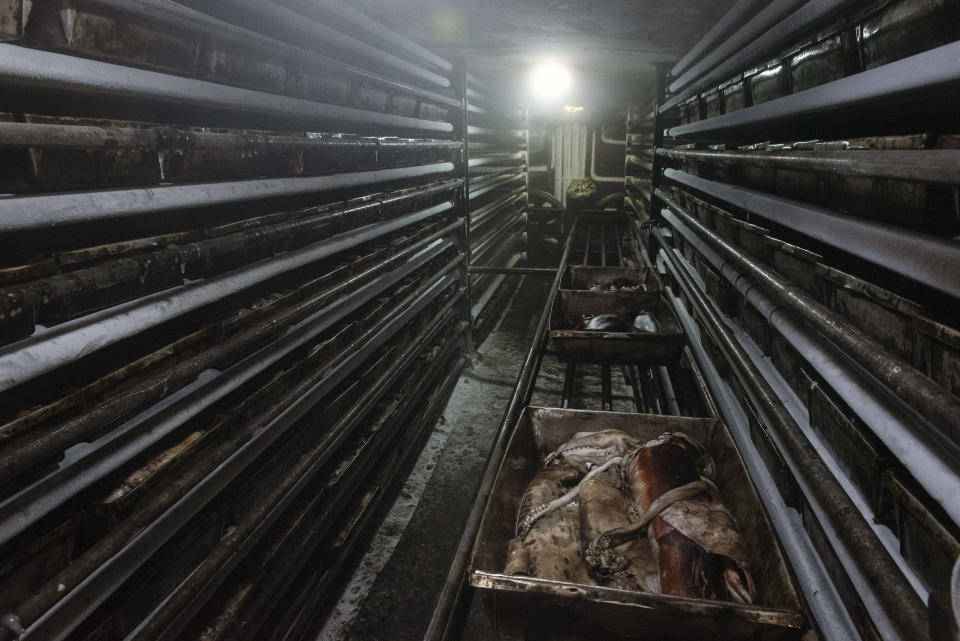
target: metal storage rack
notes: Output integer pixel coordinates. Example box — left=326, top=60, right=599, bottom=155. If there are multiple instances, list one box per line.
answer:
left=643, top=2, right=960, bottom=641
left=0, top=2, right=522, bottom=640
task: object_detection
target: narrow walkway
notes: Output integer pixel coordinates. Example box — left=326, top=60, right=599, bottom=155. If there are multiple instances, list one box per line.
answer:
left=319, top=275, right=541, bottom=641
left=319, top=272, right=637, bottom=641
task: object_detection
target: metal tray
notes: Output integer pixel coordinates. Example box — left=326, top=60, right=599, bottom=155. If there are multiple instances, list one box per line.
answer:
left=468, top=407, right=808, bottom=641
left=549, top=292, right=685, bottom=365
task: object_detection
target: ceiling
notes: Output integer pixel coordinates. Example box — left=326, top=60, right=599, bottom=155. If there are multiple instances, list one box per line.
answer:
left=354, top=0, right=736, bottom=100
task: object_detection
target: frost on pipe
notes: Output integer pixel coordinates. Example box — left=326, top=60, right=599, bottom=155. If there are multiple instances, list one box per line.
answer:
left=0, top=162, right=455, bottom=232
left=0, top=200, right=455, bottom=392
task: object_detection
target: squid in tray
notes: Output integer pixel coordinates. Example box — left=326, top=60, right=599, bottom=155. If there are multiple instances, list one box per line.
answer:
left=504, top=428, right=756, bottom=606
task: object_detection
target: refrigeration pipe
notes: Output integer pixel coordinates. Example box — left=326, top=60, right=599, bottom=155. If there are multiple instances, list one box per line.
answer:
left=652, top=225, right=929, bottom=641
left=424, top=218, right=579, bottom=641
left=662, top=0, right=861, bottom=112
left=659, top=203, right=960, bottom=521
left=656, top=188, right=960, bottom=445
left=470, top=253, right=524, bottom=321
left=0, top=224, right=461, bottom=495
left=81, top=0, right=460, bottom=106
left=669, top=0, right=769, bottom=78
left=667, top=40, right=960, bottom=138
left=129, top=294, right=467, bottom=641
left=662, top=170, right=960, bottom=299
left=664, top=0, right=807, bottom=97
left=0, top=44, right=453, bottom=135
left=173, top=0, right=450, bottom=88
left=0, top=162, right=455, bottom=232
left=5, top=262, right=463, bottom=641
left=272, top=0, right=453, bottom=72
left=281, top=352, right=466, bottom=641
left=0, top=184, right=455, bottom=318
left=467, top=190, right=524, bottom=229
left=219, top=327, right=466, bottom=641
left=0, top=197, right=457, bottom=391
left=0, top=121, right=461, bottom=153
left=0, top=247, right=455, bottom=562
left=470, top=199, right=522, bottom=237
left=658, top=147, right=960, bottom=185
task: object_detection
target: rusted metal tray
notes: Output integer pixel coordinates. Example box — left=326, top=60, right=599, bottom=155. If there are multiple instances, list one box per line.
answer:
left=565, top=265, right=662, bottom=310
left=549, top=291, right=684, bottom=365
left=468, top=406, right=808, bottom=641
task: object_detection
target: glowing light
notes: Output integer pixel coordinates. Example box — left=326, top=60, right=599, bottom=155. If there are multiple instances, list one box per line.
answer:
left=564, top=105, right=584, bottom=113
left=529, top=61, right=572, bottom=103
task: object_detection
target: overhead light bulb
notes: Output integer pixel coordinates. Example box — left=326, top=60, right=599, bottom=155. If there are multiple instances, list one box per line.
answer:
left=529, top=61, right=572, bottom=103
left=564, top=105, right=584, bottom=113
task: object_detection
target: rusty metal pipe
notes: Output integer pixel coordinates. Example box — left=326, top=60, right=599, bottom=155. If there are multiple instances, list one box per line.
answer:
left=6, top=260, right=462, bottom=641
left=654, top=226, right=929, bottom=641
left=658, top=147, right=960, bottom=185
left=0, top=222, right=461, bottom=489
left=657, top=187, right=960, bottom=449
left=130, top=291, right=466, bottom=641
left=661, top=201, right=960, bottom=521
left=0, top=197, right=457, bottom=392
left=662, top=170, right=960, bottom=299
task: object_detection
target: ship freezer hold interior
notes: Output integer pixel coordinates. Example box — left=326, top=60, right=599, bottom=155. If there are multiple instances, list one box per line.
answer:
left=0, top=1, right=958, bottom=640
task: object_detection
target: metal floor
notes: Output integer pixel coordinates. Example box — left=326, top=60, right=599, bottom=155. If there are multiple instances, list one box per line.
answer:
left=316, top=272, right=634, bottom=641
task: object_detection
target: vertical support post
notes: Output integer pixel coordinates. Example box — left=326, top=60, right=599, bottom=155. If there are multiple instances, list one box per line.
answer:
left=452, top=59, right=474, bottom=349
left=647, top=62, right=670, bottom=258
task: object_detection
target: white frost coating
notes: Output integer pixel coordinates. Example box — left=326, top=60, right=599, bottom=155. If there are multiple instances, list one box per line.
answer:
left=0, top=201, right=453, bottom=393
left=0, top=163, right=453, bottom=231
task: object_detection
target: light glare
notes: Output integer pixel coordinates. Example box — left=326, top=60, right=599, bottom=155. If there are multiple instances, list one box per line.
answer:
left=529, top=62, right=572, bottom=103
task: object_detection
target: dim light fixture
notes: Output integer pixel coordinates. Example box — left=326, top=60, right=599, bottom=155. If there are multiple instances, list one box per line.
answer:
left=529, top=61, right=572, bottom=103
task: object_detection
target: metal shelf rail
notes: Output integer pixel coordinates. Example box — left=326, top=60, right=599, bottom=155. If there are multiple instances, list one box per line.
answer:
left=0, top=3, right=471, bottom=641
left=649, top=1, right=960, bottom=640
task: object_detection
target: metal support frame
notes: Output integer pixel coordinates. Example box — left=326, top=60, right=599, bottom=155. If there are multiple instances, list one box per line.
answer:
left=0, top=199, right=457, bottom=391
left=467, top=266, right=552, bottom=275
left=453, top=59, right=475, bottom=342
